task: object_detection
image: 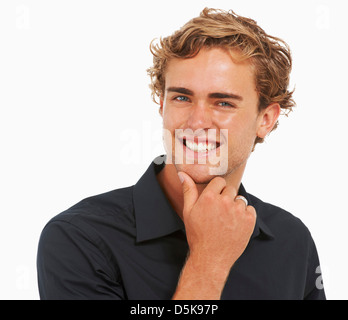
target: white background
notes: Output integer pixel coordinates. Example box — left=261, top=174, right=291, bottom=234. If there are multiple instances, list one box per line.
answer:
left=0, top=0, right=347, bottom=300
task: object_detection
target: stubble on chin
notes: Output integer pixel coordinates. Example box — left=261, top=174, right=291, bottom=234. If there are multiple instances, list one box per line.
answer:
left=173, top=161, right=232, bottom=185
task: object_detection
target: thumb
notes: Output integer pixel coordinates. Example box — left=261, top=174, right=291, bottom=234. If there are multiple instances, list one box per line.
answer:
left=177, top=171, right=199, bottom=214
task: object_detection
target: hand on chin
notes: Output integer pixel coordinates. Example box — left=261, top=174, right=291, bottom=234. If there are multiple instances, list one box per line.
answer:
left=175, top=164, right=217, bottom=185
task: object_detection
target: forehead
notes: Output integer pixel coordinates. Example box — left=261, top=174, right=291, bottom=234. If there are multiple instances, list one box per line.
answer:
left=164, top=47, right=256, bottom=96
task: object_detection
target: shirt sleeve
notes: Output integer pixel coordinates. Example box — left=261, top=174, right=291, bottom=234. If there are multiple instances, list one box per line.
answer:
left=303, top=234, right=326, bottom=300
left=37, top=219, right=126, bottom=300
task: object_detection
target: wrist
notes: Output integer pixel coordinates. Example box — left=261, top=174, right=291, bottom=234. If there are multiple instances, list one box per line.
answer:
left=172, top=251, right=233, bottom=300
left=187, top=250, right=233, bottom=283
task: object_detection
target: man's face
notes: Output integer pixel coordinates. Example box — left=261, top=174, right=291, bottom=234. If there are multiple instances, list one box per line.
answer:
left=160, top=47, right=267, bottom=184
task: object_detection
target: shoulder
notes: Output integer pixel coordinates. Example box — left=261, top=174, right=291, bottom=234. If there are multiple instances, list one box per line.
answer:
left=37, top=187, right=134, bottom=299
left=248, top=193, right=312, bottom=243
left=41, top=185, right=136, bottom=244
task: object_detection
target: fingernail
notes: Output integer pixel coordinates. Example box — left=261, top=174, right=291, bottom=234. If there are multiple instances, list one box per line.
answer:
left=177, top=172, right=185, bottom=184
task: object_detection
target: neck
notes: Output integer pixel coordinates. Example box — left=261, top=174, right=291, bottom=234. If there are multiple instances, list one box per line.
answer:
left=156, top=162, right=246, bottom=221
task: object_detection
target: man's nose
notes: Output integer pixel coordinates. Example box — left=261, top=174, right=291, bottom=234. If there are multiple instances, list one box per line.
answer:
left=186, top=103, right=213, bottom=130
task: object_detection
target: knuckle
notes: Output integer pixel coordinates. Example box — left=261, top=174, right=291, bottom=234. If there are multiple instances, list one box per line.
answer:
left=246, top=206, right=257, bottom=221
left=221, top=195, right=233, bottom=206
left=182, top=184, right=191, bottom=195
left=234, top=201, right=246, bottom=211
left=203, top=190, right=214, bottom=201
left=246, top=205, right=256, bottom=215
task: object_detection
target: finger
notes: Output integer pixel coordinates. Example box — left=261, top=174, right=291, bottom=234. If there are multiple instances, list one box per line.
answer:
left=220, top=185, right=238, bottom=199
left=177, top=171, right=199, bottom=214
left=234, top=195, right=248, bottom=208
left=201, top=176, right=227, bottom=197
left=246, top=205, right=257, bottom=219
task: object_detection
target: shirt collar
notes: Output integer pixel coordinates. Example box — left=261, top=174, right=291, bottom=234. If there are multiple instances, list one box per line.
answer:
left=133, top=155, right=274, bottom=243
left=238, top=184, right=275, bottom=240
left=133, top=156, right=185, bottom=243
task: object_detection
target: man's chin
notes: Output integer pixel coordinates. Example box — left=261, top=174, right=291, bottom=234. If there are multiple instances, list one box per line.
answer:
left=174, top=164, right=218, bottom=184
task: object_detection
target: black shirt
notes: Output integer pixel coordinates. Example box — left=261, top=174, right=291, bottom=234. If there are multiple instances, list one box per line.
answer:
left=37, top=155, right=326, bottom=300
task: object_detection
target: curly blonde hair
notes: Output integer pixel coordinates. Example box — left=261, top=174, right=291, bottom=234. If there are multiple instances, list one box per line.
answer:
left=147, top=8, right=295, bottom=146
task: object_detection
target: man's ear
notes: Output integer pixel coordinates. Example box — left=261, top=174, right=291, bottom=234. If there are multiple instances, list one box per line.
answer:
left=159, top=98, right=164, bottom=117
left=256, top=103, right=281, bottom=139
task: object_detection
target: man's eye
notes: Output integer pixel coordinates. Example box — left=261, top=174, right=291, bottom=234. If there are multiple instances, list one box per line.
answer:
left=174, top=96, right=189, bottom=102
left=218, top=101, right=234, bottom=108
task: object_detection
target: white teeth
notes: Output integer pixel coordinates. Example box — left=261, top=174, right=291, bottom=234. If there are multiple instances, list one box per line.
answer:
left=185, top=140, right=217, bottom=152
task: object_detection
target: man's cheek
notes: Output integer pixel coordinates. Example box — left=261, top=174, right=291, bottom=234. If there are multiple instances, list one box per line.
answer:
left=208, top=129, right=229, bottom=175
left=161, top=128, right=174, bottom=164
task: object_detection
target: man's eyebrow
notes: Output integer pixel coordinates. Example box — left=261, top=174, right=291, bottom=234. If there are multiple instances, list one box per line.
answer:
left=166, top=87, right=194, bottom=96
left=208, top=92, right=243, bottom=101
left=166, top=87, right=243, bottom=101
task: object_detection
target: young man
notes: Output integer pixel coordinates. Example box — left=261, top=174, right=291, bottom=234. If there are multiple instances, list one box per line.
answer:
left=37, top=8, right=326, bottom=300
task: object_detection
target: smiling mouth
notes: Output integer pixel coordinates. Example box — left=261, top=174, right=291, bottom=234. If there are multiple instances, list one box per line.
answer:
left=182, top=138, right=221, bottom=153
